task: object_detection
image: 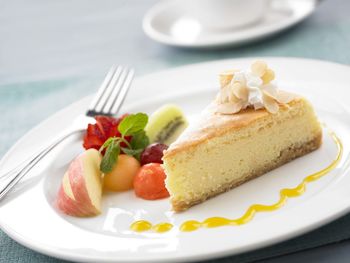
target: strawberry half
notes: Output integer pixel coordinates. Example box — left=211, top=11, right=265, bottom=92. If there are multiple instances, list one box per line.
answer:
left=83, top=114, right=131, bottom=152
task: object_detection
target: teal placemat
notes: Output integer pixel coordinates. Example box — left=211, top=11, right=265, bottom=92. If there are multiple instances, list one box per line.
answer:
left=0, top=78, right=101, bottom=156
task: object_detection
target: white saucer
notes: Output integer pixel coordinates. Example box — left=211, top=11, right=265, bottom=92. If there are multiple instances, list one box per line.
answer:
left=143, top=0, right=318, bottom=48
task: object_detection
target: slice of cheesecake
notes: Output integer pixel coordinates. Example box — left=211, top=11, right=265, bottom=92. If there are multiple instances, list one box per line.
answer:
left=163, top=61, right=322, bottom=212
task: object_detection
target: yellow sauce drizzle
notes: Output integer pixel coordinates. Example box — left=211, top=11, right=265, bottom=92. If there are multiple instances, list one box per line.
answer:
left=131, top=130, right=343, bottom=233
left=153, top=223, right=173, bottom=233
left=130, top=220, right=152, bottom=232
left=130, top=220, right=173, bottom=233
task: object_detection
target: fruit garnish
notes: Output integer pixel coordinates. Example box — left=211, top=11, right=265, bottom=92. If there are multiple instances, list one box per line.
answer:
left=140, top=143, right=168, bottom=165
left=83, top=115, right=130, bottom=151
left=145, top=104, right=188, bottom=145
left=99, top=113, right=150, bottom=173
left=104, top=154, right=140, bottom=191
left=133, top=163, right=169, bottom=200
left=56, top=149, right=103, bottom=217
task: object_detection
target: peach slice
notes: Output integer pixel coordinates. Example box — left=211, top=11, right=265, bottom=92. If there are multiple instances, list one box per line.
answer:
left=56, top=149, right=103, bottom=217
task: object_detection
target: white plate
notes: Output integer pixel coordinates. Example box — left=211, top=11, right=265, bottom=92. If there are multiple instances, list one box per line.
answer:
left=143, top=0, right=318, bottom=48
left=1, top=57, right=350, bottom=263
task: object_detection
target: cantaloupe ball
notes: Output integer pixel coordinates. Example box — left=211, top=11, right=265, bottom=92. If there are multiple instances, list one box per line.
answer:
left=104, top=154, right=140, bottom=191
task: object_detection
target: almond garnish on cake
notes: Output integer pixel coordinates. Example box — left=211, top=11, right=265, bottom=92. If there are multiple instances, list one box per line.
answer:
left=163, top=61, right=322, bottom=212
left=216, top=61, right=295, bottom=114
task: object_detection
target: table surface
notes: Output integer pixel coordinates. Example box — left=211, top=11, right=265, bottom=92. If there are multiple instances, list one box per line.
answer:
left=1, top=0, right=350, bottom=262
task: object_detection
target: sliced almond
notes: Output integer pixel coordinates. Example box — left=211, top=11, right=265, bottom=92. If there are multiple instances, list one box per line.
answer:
left=216, top=102, right=243, bottom=115
left=262, top=91, right=279, bottom=114
left=261, top=84, right=278, bottom=99
left=261, top=69, right=275, bottom=84
left=276, top=90, right=296, bottom=104
left=251, top=61, right=267, bottom=77
left=219, top=69, right=237, bottom=88
left=228, top=86, right=241, bottom=103
left=232, top=82, right=249, bottom=101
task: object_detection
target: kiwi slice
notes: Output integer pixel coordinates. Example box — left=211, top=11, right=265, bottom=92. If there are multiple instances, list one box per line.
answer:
left=145, top=104, right=188, bottom=145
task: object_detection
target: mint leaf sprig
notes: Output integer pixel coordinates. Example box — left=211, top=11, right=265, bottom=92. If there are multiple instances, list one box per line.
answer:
left=99, top=113, right=149, bottom=173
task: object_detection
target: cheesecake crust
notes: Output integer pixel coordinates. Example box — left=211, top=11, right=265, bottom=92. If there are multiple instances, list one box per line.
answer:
left=171, top=132, right=322, bottom=212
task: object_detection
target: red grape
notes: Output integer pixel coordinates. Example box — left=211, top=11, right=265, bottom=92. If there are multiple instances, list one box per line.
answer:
left=140, top=143, right=168, bottom=165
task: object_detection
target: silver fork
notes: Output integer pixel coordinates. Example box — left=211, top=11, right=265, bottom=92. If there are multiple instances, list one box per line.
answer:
left=0, top=66, right=134, bottom=201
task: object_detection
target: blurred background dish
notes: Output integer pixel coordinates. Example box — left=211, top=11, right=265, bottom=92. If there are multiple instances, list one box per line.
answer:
left=143, top=0, right=318, bottom=48
left=186, top=0, right=267, bottom=30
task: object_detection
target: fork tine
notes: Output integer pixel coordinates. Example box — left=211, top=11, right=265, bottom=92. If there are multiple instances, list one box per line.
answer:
left=103, top=67, right=131, bottom=115
left=87, top=65, right=134, bottom=117
left=93, top=66, right=123, bottom=115
left=101, top=67, right=127, bottom=114
left=110, top=68, right=134, bottom=115
left=87, top=65, right=117, bottom=114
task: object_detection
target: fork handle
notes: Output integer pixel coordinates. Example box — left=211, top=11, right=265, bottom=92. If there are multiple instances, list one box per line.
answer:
left=0, top=129, right=83, bottom=201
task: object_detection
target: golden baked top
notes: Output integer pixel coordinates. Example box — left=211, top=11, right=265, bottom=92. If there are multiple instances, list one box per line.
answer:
left=163, top=98, right=305, bottom=158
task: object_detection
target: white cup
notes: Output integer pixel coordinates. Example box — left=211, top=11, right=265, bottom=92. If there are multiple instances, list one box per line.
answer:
left=187, top=0, right=268, bottom=30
